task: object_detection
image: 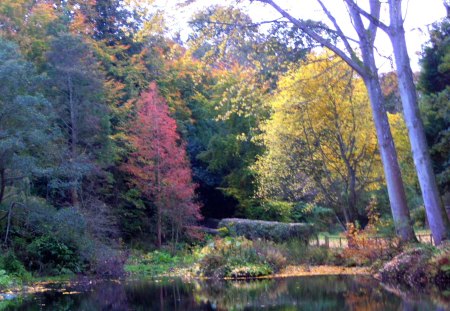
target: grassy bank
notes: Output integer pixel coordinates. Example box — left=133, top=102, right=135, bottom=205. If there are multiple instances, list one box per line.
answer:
left=124, top=236, right=382, bottom=279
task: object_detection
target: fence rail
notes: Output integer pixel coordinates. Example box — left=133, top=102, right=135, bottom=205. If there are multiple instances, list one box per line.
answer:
left=309, top=233, right=435, bottom=249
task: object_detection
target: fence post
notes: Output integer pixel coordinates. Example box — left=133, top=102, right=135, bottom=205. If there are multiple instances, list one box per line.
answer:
left=325, top=236, right=329, bottom=248
left=430, top=234, right=433, bottom=246
left=339, top=237, right=342, bottom=248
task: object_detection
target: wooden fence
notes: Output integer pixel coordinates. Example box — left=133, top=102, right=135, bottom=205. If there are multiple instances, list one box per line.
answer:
left=309, top=233, right=435, bottom=249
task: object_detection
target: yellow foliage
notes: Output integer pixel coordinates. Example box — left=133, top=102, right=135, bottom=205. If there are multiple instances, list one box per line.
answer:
left=254, top=51, right=382, bottom=211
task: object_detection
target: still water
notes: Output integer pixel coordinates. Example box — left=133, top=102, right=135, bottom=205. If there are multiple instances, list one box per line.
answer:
left=3, top=276, right=450, bottom=310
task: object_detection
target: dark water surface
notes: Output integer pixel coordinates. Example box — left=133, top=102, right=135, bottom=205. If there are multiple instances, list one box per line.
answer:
left=3, top=275, right=450, bottom=310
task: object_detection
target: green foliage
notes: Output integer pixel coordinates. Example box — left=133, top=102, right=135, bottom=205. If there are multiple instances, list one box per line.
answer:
left=291, top=203, right=334, bottom=232
left=0, top=38, right=56, bottom=205
left=125, top=249, right=195, bottom=277
left=412, top=206, right=427, bottom=228
left=27, top=235, right=80, bottom=274
left=276, top=240, right=340, bottom=266
left=245, top=200, right=293, bottom=223
left=0, top=252, right=31, bottom=281
left=199, top=237, right=276, bottom=278
left=0, top=270, right=13, bottom=289
left=227, top=264, right=272, bottom=278
left=419, top=19, right=450, bottom=195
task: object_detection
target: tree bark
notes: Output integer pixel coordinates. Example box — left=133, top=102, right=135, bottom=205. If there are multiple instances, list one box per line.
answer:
left=388, top=0, right=450, bottom=244
left=364, top=75, right=416, bottom=241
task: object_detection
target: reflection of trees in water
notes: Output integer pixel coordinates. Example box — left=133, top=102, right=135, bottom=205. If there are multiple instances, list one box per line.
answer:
left=192, top=276, right=401, bottom=311
left=7, top=276, right=450, bottom=310
left=193, top=279, right=287, bottom=310
left=381, top=283, right=450, bottom=311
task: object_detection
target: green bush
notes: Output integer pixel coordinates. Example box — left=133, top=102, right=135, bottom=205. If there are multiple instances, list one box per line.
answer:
left=125, top=249, right=186, bottom=277
left=199, top=237, right=274, bottom=278
left=0, top=270, right=13, bottom=289
left=411, top=206, right=426, bottom=228
left=218, top=218, right=314, bottom=243
left=0, top=252, right=31, bottom=281
left=27, top=236, right=81, bottom=274
left=245, top=201, right=293, bottom=223
left=291, top=203, right=334, bottom=232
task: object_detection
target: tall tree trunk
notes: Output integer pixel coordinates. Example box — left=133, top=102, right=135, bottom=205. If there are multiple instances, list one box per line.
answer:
left=364, top=75, right=416, bottom=241
left=346, top=2, right=416, bottom=242
left=388, top=0, right=450, bottom=244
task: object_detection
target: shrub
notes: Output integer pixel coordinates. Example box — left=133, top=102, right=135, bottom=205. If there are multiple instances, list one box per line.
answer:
left=26, top=235, right=81, bottom=274
left=227, top=264, right=273, bottom=278
left=218, top=218, right=314, bottom=243
left=253, top=240, right=287, bottom=271
left=291, top=203, right=334, bottom=232
left=0, top=270, right=13, bottom=289
left=343, top=222, right=402, bottom=267
left=199, top=237, right=274, bottom=278
left=0, top=252, right=31, bottom=281
left=124, top=249, right=185, bottom=277
left=245, top=201, right=293, bottom=223
left=411, top=206, right=426, bottom=228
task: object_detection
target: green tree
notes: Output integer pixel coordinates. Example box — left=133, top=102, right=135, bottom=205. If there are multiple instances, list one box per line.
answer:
left=419, top=18, right=450, bottom=200
left=0, top=39, right=54, bottom=206
left=45, top=34, right=109, bottom=206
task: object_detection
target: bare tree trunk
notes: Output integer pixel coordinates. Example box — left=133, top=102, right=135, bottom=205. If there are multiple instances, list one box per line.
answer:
left=364, top=75, right=416, bottom=241
left=388, top=0, right=450, bottom=244
left=345, top=2, right=416, bottom=242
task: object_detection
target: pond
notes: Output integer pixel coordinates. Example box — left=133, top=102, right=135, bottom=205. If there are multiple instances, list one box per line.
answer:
left=2, top=276, right=449, bottom=310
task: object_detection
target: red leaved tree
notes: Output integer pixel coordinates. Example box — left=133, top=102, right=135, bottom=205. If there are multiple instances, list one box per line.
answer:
left=122, top=82, right=201, bottom=247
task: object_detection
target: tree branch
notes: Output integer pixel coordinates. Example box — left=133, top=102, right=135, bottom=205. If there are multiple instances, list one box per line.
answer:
left=256, top=0, right=365, bottom=75
left=343, top=0, right=390, bottom=33
left=316, top=0, right=358, bottom=62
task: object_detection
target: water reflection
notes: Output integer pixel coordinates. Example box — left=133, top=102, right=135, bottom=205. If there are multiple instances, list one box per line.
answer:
left=3, top=276, right=449, bottom=310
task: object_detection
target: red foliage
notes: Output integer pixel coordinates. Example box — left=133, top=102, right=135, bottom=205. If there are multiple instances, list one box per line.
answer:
left=122, top=82, right=201, bottom=243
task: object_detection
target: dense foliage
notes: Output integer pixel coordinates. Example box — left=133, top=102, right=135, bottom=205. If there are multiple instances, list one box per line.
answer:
left=0, top=0, right=447, bottom=282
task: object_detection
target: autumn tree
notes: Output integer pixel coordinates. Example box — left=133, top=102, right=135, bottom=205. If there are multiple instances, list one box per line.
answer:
left=188, top=5, right=308, bottom=85
left=241, top=0, right=416, bottom=242
left=254, top=52, right=382, bottom=225
left=122, top=83, right=201, bottom=247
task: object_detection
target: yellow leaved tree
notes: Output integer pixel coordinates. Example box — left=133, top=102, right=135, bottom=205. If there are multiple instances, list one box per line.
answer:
left=254, top=51, right=384, bottom=225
